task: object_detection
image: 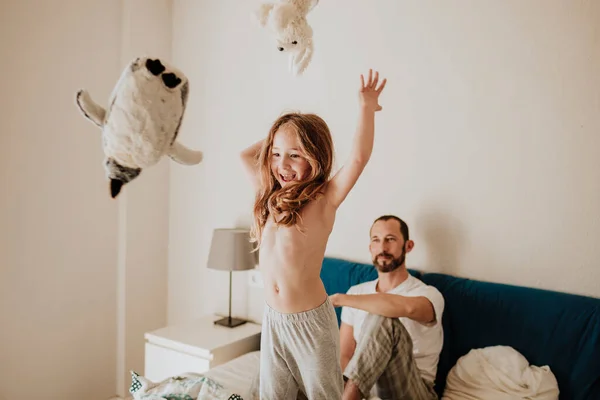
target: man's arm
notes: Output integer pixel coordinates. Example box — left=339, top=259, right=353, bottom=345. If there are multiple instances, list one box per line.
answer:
left=340, top=322, right=356, bottom=372
left=331, top=293, right=436, bottom=324
left=240, top=138, right=265, bottom=190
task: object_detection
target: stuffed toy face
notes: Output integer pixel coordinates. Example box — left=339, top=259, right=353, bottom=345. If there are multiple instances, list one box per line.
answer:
left=130, top=56, right=187, bottom=91
left=274, top=16, right=313, bottom=53
left=255, top=0, right=319, bottom=75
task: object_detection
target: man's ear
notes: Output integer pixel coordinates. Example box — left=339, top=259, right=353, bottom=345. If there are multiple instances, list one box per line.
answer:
left=405, top=239, right=415, bottom=253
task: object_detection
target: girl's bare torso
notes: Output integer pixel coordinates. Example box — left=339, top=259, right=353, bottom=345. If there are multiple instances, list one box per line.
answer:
left=259, top=196, right=336, bottom=313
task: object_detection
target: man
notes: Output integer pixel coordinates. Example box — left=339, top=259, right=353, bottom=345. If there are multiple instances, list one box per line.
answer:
left=329, top=215, right=445, bottom=400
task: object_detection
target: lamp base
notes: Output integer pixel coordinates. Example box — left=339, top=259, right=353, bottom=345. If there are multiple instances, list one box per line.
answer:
left=214, top=316, right=247, bottom=328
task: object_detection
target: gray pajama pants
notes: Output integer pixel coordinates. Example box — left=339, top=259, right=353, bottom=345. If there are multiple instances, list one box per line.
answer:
left=259, top=297, right=344, bottom=400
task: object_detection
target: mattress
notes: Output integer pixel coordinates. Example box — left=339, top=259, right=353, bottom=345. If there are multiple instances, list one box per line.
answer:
left=205, top=350, right=381, bottom=400
left=204, top=350, right=260, bottom=399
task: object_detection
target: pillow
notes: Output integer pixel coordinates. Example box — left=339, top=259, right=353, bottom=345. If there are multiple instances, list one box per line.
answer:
left=442, top=346, right=559, bottom=400
left=129, top=370, right=243, bottom=400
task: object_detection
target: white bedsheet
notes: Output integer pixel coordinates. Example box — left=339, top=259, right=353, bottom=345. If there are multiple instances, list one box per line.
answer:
left=204, top=351, right=260, bottom=400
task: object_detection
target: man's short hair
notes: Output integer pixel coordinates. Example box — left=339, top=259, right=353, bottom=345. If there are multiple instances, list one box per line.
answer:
left=371, top=215, right=409, bottom=241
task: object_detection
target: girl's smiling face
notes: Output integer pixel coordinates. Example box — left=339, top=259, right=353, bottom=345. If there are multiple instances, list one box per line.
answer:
left=270, top=126, right=311, bottom=187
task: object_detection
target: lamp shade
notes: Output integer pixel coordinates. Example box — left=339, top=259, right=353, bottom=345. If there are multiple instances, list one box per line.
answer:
left=207, top=228, right=256, bottom=272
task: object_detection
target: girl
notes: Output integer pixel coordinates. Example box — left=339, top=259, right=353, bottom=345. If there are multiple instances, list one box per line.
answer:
left=241, top=69, right=386, bottom=399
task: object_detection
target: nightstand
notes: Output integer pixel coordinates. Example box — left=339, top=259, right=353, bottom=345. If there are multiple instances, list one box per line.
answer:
left=144, top=315, right=262, bottom=382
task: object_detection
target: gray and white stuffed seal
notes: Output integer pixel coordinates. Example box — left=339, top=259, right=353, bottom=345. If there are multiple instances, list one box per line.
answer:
left=75, top=56, right=203, bottom=198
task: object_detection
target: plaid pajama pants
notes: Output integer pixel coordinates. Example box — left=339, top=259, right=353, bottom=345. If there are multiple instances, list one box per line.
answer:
left=344, top=314, right=439, bottom=400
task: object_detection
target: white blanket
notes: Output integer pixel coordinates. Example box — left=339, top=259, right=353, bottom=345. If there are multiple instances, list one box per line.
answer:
left=442, top=346, right=559, bottom=400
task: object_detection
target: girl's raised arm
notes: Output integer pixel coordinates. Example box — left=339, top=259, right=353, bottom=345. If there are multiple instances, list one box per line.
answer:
left=325, top=69, right=387, bottom=208
left=240, top=138, right=266, bottom=191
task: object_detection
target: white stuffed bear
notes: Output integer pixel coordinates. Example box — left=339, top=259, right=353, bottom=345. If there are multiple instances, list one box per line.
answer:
left=254, top=0, right=319, bottom=75
left=75, top=56, right=203, bottom=198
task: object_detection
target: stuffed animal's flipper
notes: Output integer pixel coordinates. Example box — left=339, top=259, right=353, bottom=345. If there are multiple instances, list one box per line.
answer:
left=105, top=158, right=141, bottom=198
left=111, top=179, right=124, bottom=198
left=75, top=89, right=106, bottom=128
left=168, top=141, right=203, bottom=165
left=292, top=43, right=313, bottom=75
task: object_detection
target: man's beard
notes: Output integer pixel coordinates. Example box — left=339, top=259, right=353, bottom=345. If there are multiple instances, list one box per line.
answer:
left=373, top=250, right=405, bottom=273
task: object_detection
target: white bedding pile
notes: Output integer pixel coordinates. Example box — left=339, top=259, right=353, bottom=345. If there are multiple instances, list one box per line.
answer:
left=442, top=345, right=559, bottom=400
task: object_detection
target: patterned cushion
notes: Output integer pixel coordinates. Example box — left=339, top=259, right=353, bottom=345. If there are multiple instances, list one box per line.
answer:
left=129, top=370, right=243, bottom=400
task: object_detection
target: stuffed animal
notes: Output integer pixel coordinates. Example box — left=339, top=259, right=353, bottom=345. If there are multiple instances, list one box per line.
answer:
left=75, top=56, right=203, bottom=198
left=254, top=0, right=319, bottom=75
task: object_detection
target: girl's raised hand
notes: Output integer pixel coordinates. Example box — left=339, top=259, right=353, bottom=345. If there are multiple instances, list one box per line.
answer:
left=359, top=69, right=387, bottom=112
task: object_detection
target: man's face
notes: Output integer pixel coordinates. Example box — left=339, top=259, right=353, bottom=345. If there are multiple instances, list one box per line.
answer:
left=369, top=219, right=413, bottom=273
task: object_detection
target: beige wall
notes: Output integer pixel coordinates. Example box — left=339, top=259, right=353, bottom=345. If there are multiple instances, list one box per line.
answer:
left=0, top=1, right=121, bottom=398
left=168, top=0, right=600, bottom=325
left=117, top=0, right=172, bottom=397
left=0, top=0, right=171, bottom=398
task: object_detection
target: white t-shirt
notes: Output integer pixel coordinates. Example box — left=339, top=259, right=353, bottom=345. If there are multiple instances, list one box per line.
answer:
left=340, top=275, right=445, bottom=383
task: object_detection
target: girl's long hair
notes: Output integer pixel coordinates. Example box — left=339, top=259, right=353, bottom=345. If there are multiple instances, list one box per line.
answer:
left=250, top=112, right=334, bottom=248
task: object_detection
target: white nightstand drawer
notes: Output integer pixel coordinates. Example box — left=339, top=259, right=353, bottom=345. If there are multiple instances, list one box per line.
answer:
left=144, top=342, right=210, bottom=382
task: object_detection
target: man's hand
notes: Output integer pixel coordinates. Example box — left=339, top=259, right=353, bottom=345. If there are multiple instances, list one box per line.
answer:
left=329, top=293, right=346, bottom=308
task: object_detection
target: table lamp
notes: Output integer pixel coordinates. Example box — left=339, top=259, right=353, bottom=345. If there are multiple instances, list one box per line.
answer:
left=207, top=228, right=257, bottom=328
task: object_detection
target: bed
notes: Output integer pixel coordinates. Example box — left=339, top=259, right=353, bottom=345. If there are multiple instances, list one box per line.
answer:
left=129, top=351, right=260, bottom=400
left=131, top=255, right=600, bottom=400
left=204, top=350, right=260, bottom=400
left=205, top=351, right=380, bottom=400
